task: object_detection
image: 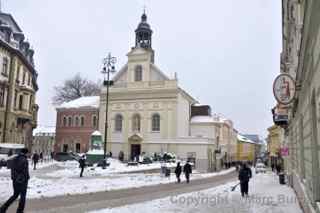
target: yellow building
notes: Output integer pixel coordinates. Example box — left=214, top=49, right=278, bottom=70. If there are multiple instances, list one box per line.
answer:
left=236, top=134, right=255, bottom=162
left=267, top=125, right=283, bottom=166
left=0, top=11, right=39, bottom=150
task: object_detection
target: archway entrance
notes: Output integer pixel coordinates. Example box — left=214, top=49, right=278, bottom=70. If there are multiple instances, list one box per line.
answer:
left=130, top=144, right=141, bottom=161
left=128, top=133, right=143, bottom=161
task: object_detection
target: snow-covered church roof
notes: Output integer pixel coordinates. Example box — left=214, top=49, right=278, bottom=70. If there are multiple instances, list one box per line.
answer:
left=33, top=126, right=56, bottom=136
left=57, top=96, right=100, bottom=109
left=190, top=116, right=216, bottom=123
left=237, top=134, right=255, bottom=144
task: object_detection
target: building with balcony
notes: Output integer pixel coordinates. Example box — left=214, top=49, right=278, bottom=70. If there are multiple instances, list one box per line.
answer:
left=0, top=10, right=39, bottom=151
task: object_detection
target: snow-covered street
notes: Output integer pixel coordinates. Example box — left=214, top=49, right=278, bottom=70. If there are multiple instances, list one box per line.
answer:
left=0, top=159, right=235, bottom=202
left=90, top=171, right=303, bottom=213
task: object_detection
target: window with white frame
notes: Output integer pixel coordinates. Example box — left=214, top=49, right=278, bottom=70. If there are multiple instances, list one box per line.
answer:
left=132, top=114, right=141, bottom=132
left=152, top=113, right=160, bottom=132
left=115, top=114, right=123, bottom=132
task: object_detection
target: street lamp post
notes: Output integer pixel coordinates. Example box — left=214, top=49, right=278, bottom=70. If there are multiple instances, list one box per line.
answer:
left=101, top=53, right=117, bottom=164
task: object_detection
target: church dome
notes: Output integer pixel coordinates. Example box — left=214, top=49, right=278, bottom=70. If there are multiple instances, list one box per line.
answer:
left=135, top=12, right=152, bottom=33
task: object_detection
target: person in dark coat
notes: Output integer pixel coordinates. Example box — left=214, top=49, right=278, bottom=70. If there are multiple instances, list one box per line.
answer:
left=32, top=152, right=39, bottom=170
left=271, top=163, right=275, bottom=172
left=174, top=162, right=182, bottom=183
left=0, top=148, right=30, bottom=213
left=183, top=161, right=192, bottom=183
left=7, top=150, right=13, bottom=157
left=238, top=163, right=252, bottom=197
left=79, top=155, right=86, bottom=178
left=39, top=152, right=43, bottom=163
left=276, top=163, right=282, bottom=174
left=50, top=151, right=54, bottom=161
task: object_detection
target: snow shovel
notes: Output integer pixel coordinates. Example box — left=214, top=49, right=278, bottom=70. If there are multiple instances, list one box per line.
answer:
left=231, top=182, right=240, bottom=191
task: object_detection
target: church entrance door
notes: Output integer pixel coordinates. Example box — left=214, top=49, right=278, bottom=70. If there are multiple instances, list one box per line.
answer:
left=130, top=144, right=141, bottom=161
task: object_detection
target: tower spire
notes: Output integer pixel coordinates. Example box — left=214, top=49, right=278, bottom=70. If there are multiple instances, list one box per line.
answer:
left=135, top=9, right=152, bottom=49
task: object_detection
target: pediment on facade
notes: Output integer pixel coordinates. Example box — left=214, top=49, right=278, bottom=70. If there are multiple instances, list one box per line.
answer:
left=150, top=64, right=170, bottom=81
left=128, top=133, right=143, bottom=142
left=112, top=64, right=128, bottom=82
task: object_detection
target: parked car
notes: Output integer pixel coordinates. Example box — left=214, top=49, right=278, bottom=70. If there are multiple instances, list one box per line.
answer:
left=53, top=152, right=76, bottom=161
left=255, top=163, right=267, bottom=174
left=0, top=143, right=25, bottom=169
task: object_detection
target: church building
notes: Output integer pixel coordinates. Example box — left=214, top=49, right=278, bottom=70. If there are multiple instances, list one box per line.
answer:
left=99, top=12, right=218, bottom=171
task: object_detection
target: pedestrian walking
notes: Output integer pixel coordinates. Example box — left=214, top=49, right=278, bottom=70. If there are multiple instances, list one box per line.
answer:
left=238, top=163, right=252, bottom=197
left=7, top=150, right=13, bottom=157
left=0, top=148, right=30, bottom=213
left=271, top=163, right=275, bottom=172
left=276, top=163, right=282, bottom=174
left=32, top=152, right=39, bottom=170
left=39, top=152, right=43, bottom=163
left=183, top=161, right=192, bottom=183
left=79, top=154, right=86, bottom=178
left=50, top=151, right=54, bottom=161
left=174, top=162, right=182, bottom=183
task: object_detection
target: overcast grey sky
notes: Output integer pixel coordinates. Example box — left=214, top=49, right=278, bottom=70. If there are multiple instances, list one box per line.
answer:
left=4, top=0, right=281, bottom=138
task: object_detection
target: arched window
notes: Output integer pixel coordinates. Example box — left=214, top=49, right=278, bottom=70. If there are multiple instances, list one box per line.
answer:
left=68, top=117, right=72, bottom=127
left=152, top=114, right=160, bottom=132
left=63, top=117, right=67, bottom=127
left=92, top=115, right=98, bottom=128
left=132, top=114, right=141, bottom=132
left=75, top=116, right=79, bottom=126
left=115, top=114, right=123, bottom=132
left=80, top=116, right=85, bottom=127
left=134, top=65, right=142, bottom=81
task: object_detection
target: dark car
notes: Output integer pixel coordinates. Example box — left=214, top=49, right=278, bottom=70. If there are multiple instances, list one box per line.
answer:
left=53, top=152, right=76, bottom=161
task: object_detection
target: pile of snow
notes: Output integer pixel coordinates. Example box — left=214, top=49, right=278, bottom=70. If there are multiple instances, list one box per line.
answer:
left=46, top=158, right=177, bottom=178
left=91, top=131, right=102, bottom=136
left=87, top=149, right=104, bottom=155
left=57, top=96, right=100, bottom=109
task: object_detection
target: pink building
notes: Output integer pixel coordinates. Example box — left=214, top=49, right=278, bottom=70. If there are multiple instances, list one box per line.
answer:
left=55, top=96, right=99, bottom=153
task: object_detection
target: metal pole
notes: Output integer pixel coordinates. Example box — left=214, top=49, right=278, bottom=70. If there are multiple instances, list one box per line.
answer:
left=101, top=53, right=116, bottom=163
left=103, top=69, right=110, bottom=160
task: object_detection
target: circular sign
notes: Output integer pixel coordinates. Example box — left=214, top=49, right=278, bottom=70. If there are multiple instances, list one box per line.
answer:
left=273, top=74, right=296, bottom=105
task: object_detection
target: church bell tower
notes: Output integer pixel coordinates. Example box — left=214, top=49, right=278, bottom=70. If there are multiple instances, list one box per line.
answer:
left=135, top=11, right=153, bottom=49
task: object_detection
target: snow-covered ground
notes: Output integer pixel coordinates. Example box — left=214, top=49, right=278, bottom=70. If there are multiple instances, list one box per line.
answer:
left=0, top=159, right=235, bottom=201
left=90, top=172, right=303, bottom=213
left=0, top=160, right=57, bottom=174
left=45, top=159, right=177, bottom=178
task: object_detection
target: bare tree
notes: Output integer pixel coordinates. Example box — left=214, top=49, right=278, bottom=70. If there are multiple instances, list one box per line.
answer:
left=53, top=73, right=100, bottom=105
